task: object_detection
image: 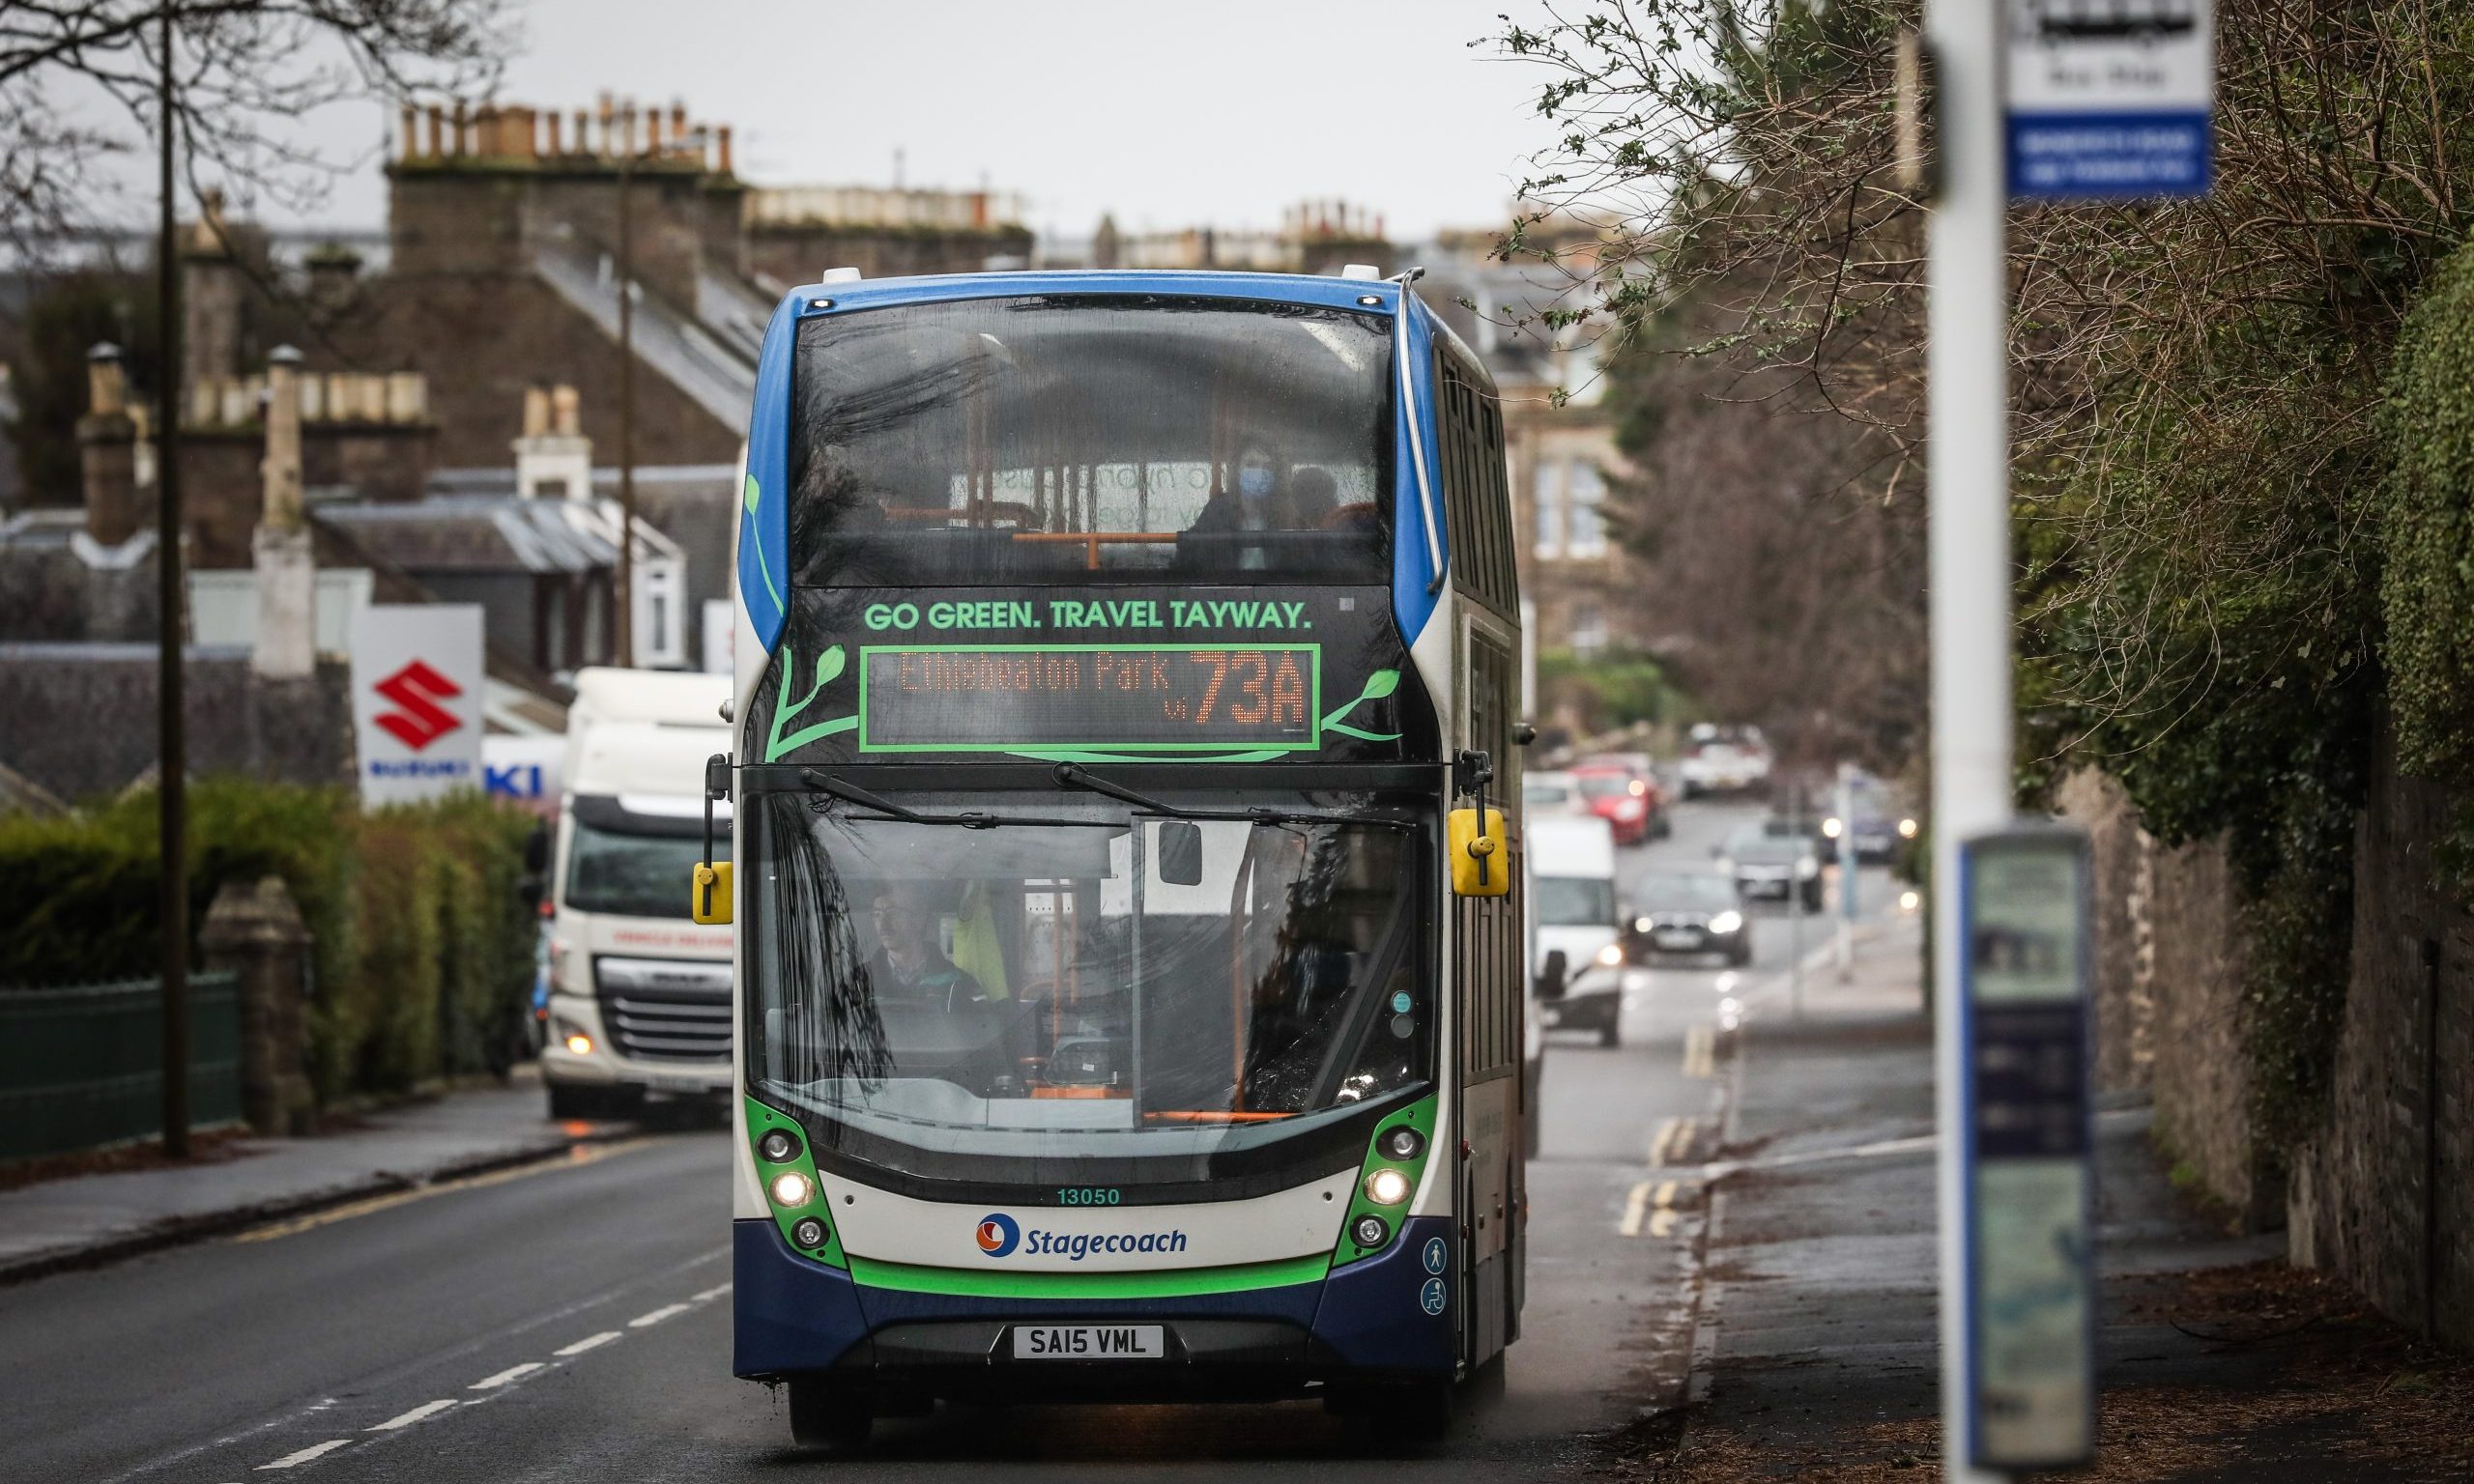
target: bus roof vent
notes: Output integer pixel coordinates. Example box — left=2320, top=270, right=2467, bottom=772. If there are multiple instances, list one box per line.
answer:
left=1338, top=263, right=1382, bottom=280
left=820, top=266, right=864, bottom=284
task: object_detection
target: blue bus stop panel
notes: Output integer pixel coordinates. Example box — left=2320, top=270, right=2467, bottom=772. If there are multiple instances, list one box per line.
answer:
left=2008, top=111, right=2212, bottom=200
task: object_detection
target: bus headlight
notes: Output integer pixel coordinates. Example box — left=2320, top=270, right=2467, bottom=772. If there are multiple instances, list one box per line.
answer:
left=1351, top=1213, right=1390, bottom=1248
left=791, top=1216, right=829, bottom=1249
left=1379, top=1126, right=1426, bottom=1162
left=759, top=1128, right=802, bottom=1163
left=768, top=1171, right=815, bottom=1209
left=1364, top=1167, right=1412, bottom=1206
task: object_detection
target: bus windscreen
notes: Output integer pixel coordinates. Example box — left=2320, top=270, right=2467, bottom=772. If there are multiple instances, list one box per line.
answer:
left=790, top=296, right=1394, bottom=586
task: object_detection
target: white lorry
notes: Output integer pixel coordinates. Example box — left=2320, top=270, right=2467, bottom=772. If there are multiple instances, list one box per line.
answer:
left=538, top=667, right=735, bottom=1119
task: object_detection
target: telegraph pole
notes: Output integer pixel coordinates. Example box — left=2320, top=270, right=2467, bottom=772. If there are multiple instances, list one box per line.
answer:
left=613, top=114, right=636, bottom=670
left=156, top=8, right=190, bottom=1159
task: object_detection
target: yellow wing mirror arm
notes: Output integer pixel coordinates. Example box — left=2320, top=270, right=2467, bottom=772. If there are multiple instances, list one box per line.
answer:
left=690, top=752, right=734, bottom=926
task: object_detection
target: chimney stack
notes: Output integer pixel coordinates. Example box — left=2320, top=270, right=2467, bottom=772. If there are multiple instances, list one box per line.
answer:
left=514, top=384, right=592, bottom=499
left=252, top=346, right=316, bottom=680
left=79, top=343, right=147, bottom=545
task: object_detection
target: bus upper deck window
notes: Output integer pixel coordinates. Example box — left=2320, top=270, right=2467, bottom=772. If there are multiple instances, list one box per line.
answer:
left=789, top=295, right=1395, bottom=587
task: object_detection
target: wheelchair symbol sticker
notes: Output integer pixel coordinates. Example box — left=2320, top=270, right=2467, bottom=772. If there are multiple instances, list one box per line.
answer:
left=1419, top=1277, right=1448, bottom=1315
left=1422, top=1237, right=1448, bottom=1274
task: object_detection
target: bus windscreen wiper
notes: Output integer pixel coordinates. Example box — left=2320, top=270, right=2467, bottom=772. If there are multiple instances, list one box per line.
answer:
left=1049, top=763, right=1374, bottom=827
left=798, top=769, right=1106, bottom=830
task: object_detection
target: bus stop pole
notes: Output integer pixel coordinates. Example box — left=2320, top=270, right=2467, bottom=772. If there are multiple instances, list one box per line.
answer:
left=1925, top=0, right=2014, bottom=1476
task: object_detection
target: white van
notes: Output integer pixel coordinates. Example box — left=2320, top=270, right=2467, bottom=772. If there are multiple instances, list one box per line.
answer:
left=1526, top=814, right=1627, bottom=1046
left=539, top=668, right=734, bottom=1119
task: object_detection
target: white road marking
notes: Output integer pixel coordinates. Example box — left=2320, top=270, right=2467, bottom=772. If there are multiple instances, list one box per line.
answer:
left=628, top=1302, right=690, bottom=1328
left=554, top=1330, right=621, bottom=1357
left=256, top=1440, right=351, bottom=1470
left=468, top=1362, right=544, bottom=1390
left=692, top=1281, right=734, bottom=1302
left=1683, top=1024, right=1717, bottom=1078
left=368, top=1400, right=457, bottom=1432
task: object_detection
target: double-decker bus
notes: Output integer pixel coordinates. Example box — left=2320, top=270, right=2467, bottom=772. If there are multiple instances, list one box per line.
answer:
left=695, top=268, right=1529, bottom=1451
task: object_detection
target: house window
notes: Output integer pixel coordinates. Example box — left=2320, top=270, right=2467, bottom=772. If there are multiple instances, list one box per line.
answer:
left=1570, top=600, right=1607, bottom=657
left=1533, top=458, right=1564, bottom=557
left=1567, top=461, right=1607, bottom=557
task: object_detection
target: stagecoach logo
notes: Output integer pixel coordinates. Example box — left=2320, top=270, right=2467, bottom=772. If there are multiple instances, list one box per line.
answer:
left=372, top=660, right=466, bottom=753
left=975, top=1213, right=1021, bottom=1258
left=972, top=1213, right=1192, bottom=1262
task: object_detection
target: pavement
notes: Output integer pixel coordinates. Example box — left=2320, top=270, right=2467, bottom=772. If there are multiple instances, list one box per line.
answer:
left=1633, top=891, right=2474, bottom=1483
left=0, top=1067, right=629, bottom=1284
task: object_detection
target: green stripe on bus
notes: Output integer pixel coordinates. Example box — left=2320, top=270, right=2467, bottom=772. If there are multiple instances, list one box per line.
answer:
left=848, top=1252, right=1330, bottom=1299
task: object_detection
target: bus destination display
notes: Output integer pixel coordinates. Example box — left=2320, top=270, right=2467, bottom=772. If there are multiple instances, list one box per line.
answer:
left=859, top=644, right=1320, bottom=752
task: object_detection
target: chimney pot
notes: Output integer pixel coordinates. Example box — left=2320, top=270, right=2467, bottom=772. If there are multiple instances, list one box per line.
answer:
left=269, top=344, right=302, bottom=366
left=523, top=385, right=551, bottom=439
left=451, top=100, right=470, bottom=156
left=400, top=103, right=417, bottom=160
left=86, top=343, right=126, bottom=416
left=426, top=103, right=445, bottom=157
left=553, top=385, right=581, bottom=437
left=546, top=111, right=563, bottom=156
left=716, top=125, right=734, bottom=176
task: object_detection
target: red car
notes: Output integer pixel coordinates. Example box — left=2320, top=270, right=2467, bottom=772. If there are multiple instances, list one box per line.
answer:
left=1571, top=763, right=1665, bottom=845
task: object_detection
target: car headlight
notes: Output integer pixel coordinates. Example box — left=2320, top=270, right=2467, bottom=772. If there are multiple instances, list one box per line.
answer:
left=1634, top=916, right=1654, bottom=933
left=1709, top=910, right=1743, bottom=935
left=1899, top=817, right=1919, bottom=839
left=1797, top=856, right=1820, bottom=878
left=1821, top=817, right=1843, bottom=839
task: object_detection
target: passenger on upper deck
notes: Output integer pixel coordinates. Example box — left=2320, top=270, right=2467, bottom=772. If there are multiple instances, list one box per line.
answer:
left=1187, top=446, right=1332, bottom=571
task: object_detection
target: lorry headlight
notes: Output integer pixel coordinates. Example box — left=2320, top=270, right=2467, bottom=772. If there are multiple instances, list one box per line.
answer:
left=1596, top=943, right=1625, bottom=966
left=563, top=1032, right=593, bottom=1056
left=1899, top=817, right=1919, bottom=839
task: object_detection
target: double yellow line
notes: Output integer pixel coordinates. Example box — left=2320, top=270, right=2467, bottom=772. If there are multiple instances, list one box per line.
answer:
left=1620, top=1178, right=1682, bottom=1238
left=232, top=1138, right=651, bottom=1243
left=1683, top=1023, right=1718, bottom=1079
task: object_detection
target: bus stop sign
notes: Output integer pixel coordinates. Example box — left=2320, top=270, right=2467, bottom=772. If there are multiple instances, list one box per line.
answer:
left=1960, top=826, right=2096, bottom=1471
left=2006, top=0, right=2214, bottom=200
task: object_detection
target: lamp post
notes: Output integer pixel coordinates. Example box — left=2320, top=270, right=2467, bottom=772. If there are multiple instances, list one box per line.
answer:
left=156, top=6, right=190, bottom=1160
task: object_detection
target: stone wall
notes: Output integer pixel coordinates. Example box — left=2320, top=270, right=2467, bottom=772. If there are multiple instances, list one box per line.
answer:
left=0, top=645, right=353, bottom=803
left=2058, top=768, right=2278, bottom=1227
left=2290, top=729, right=2474, bottom=1348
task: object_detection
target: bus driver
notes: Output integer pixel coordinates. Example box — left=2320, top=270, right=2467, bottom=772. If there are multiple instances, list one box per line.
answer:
left=866, top=887, right=988, bottom=1012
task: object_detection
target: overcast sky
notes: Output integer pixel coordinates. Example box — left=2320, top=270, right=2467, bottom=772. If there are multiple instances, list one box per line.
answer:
left=284, top=0, right=1567, bottom=244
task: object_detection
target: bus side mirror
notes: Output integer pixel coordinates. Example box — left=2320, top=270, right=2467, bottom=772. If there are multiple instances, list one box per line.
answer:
left=1536, top=948, right=1568, bottom=1000
left=1449, top=807, right=1510, bottom=897
left=690, top=861, right=734, bottom=925
left=1157, top=820, right=1205, bottom=887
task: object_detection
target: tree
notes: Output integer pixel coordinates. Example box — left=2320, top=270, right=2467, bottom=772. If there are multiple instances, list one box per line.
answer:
left=0, top=1, right=510, bottom=256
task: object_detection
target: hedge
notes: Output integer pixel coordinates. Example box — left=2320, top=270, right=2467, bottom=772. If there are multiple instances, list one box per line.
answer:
left=0, top=780, right=536, bottom=1103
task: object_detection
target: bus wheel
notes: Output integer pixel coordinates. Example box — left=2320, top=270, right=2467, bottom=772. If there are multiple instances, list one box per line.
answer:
left=786, top=1378, right=871, bottom=1453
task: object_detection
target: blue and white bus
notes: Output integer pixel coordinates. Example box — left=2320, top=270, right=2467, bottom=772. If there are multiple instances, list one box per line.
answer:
left=695, top=268, right=1530, bottom=1450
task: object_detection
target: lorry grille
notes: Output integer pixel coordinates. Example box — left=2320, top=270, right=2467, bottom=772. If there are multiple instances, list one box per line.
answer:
left=593, top=956, right=732, bottom=1063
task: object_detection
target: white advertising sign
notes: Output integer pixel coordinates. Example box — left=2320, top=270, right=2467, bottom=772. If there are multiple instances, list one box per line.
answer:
left=349, top=605, right=485, bottom=807
left=2007, top=0, right=2214, bottom=200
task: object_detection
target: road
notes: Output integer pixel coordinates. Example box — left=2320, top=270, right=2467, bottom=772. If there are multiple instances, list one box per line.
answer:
left=0, top=799, right=1906, bottom=1482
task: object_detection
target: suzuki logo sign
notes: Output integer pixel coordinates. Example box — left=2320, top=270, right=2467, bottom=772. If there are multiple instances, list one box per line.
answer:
left=372, top=660, right=465, bottom=752
left=349, top=606, right=484, bottom=806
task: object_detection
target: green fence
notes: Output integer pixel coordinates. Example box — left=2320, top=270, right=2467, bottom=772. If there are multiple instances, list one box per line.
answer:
left=0, top=973, right=242, bottom=1160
